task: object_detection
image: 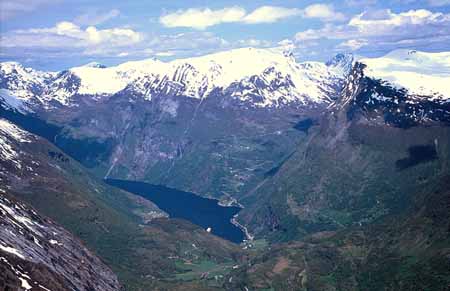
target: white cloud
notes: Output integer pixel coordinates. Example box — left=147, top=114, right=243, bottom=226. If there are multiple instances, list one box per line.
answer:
left=277, top=39, right=296, bottom=51
left=3, top=21, right=143, bottom=48
left=302, top=4, right=346, bottom=21
left=294, top=8, right=450, bottom=54
left=348, top=9, right=450, bottom=35
left=295, top=25, right=339, bottom=41
left=1, top=21, right=144, bottom=59
left=337, top=39, right=368, bottom=50
left=159, top=4, right=345, bottom=29
left=147, top=32, right=229, bottom=51
left=74, top=9, right=120, bottom=26
left=242, top=6, right=301, bottom=24
left=295, top=8, right=450, bottom=41
left=159, top=7, right=246, bottom=30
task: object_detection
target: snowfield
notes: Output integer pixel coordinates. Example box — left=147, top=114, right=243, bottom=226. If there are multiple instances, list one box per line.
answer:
left=360, top=50, right=450, bottom=100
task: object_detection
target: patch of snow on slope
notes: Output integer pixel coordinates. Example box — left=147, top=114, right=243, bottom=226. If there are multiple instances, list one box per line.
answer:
left=0, top=119, right=32, bottom=169
left=0, top=244, right=26, bottom=259
left=0, top=202, right=42, bottom=236
left=0, top=191, right=120, bottom=291
left=360, top=50, right=450, bottom=100
left=0, top=119, right=32, bottom=143
left=0, top=89, right=26, bottom=111
left=20, top=277, right=32, bottom=290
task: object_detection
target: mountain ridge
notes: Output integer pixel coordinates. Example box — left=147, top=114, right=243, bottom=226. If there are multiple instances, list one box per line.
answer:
left=2, top=48, right=449, bottom=116
left=1, top=47, right=350, bottom=110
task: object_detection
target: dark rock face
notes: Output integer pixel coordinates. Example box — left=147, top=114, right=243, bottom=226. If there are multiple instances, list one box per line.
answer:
left=0, top=193, right=120, bottom=291
left=344, top=63, right=450, bottom=128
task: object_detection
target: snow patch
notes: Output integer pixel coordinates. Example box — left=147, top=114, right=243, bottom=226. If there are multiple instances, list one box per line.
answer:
left=0, top=244, right=26, bottom=259
left=0, top=89, right=26, bottom=111
left=19, top=277, right=32, bottom=290
left=0, top=119, right=32, bottom=143
left=0, top=119, right=33, bottom=169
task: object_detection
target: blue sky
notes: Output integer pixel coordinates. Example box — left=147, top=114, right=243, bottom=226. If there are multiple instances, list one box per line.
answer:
left=1, top=0, right=450, bottom=70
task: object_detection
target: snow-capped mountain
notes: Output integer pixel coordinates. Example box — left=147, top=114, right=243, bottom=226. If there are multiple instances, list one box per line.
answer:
left=359, top=50, right=450, bottom=100
left=335, top=50, right=450, bottom=128
left=1, top=48, right=449, bottom=111
left=1, top=48, right=448, bottom=124
left=0, top=62, right=56, bottom=110
left=0, top=47, right=351, bottom=110
left=70, top=47, right=348, bottom=104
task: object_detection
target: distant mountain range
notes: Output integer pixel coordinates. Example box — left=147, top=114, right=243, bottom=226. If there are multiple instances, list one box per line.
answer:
left=1, top=48, right=449, bottom=112
left=1, top=48, right=449, bottom=290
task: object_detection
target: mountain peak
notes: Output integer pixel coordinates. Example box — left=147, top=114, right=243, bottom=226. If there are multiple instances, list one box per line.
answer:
left=0, top=61, right=29, bottom=75
left=326, top=53, right=354, bottom=75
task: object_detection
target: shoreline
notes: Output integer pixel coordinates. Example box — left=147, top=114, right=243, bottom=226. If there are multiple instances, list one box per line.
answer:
left=231, top=214, right=254, bottom=241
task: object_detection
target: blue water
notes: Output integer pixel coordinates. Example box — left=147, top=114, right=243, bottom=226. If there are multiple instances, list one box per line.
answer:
left=105, top=179, right=245, bottom=243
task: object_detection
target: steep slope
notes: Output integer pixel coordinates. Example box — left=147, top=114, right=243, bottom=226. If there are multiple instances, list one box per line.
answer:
left=0, top=118, right=243, bottom=290
left=342, top=61, right=450, bottom=129
left=219, top=53, right=450, bottom=289
left=234, top=53, right=450, bottom=240
left=0, top=191, right=120, bottom=291
left=237, top=111, right=450, bottom=240
left=225, top=175, right=450, bottom=290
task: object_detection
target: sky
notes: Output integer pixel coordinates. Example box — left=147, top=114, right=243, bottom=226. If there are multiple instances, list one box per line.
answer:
left=1, top=0, right=450, bottom=70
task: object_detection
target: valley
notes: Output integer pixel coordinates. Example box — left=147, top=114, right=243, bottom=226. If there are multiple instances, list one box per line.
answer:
left=1, top=47, right=449, bottom=290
